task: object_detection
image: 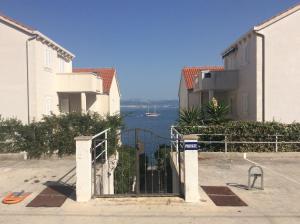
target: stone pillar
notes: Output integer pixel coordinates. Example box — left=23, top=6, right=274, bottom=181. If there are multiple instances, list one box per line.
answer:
left=208, top=90, right=214, bottom=101
left=75, top=136, right=92, bottom=202
left=81, top=92, right=87, bottom=114
left=183, top=135, right=200, bottom=203
left=170, top=152, right=179, bottom=194
left=102, top=162, right=109, bottom=194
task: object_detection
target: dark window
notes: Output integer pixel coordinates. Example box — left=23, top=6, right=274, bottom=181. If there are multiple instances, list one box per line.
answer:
left=204, top=72, right=211, bottom=78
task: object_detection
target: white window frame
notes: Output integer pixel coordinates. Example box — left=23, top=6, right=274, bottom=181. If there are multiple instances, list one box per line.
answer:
left=59, top=57, right=65, bottom=73
left=44, top=96, right=52, bottom=116
left=245, top=42, right=250, bottom=65
left=44, top=46, right=51, bottom=68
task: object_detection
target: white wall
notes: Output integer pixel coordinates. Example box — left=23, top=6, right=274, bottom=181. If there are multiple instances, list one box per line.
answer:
left=98, top=94, right=109, bottom=116
left=34, top=41, right=73, bottom=121
left=223, top=34, right=258, bottom=121
left=179, top=77, right=188, bottom=110
left=0, top=19, right=75, bottom=123
left=188, top=91, right=201, bottom=109
left=0, top=20, right=30, bottom=123
left=257, top=10, right=300, bottom=123
left=108, top=75, right=120, bottom=115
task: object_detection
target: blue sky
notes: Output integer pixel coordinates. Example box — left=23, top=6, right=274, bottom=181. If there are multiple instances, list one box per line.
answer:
left=1, top=0, right=299, bottom=100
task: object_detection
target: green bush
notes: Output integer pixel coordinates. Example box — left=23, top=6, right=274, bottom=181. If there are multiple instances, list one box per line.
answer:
left=178, top=98, right=230, bottom=126
left=0, top=113, right=123, bottom=158
left=176, top=121, right=300, bottom=152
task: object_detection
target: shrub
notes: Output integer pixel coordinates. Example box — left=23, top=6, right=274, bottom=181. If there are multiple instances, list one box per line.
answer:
left=178, top=98, right=230, bottom=126
left=176, top=121, right=300, bottom=152
left=178, top=107, right=205, bottom=126
left=205, top=98, right=230, bottom=125
left=0, top=113, right=123, bottom=158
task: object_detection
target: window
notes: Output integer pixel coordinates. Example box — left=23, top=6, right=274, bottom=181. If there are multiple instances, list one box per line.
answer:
left=59, top=57, right=65, bottom=72
left=245, top=43, right=250, bottom=64
left=229, top=97, right=234, bottom=115
left=204, top=72, right=211, bottom=78
left=44, top=96, right=52, bottom=115
left=241, top=93, right=249, bottom=115
left=44, top=46, right=51, bottom=67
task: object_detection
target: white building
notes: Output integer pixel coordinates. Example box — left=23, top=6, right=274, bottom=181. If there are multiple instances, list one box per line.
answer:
left=73, top=68, right=121, bottom=116
left=178, top=66, right=224, bottom=110
left=179, top=3, right=300, bottom=123
left=0, top=13, right=120, bottom=123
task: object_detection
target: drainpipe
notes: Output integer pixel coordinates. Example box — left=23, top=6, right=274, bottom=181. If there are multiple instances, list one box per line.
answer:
left=256, top=32, right=265, bottom=122
left=26, top=34, right=37, bottom=124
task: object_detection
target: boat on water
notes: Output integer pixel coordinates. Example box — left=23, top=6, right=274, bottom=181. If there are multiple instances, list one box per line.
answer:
left=145, top=105, right=160, bottom=117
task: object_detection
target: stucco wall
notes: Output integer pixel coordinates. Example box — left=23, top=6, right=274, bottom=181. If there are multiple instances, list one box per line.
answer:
left=179, top=77, right=188, bottom=110
left=188, top=91, right=201, bottom=108
left=257, top=10, right=300, bottom=123
left=98, top=94, right=109, bottom=116
left=223, top=33, right=257, bottom=121
left=0, top=20, right=30, bottom=123
left=108, top=75, right=120, bottom=115
left=34, top=40, right=73, bottom=121
left=0, top=19, right=74, bottom=123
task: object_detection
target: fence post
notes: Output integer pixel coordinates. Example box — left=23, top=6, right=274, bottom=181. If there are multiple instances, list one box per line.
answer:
left=183, top=134, right=200, bottom=203
left=75, top=136, right=93, bottom=202
left=105, top=130, right=108, bottom=161
left=275, top=134, right=278, bottom=153
left=224, top=135, right=228, bottom=153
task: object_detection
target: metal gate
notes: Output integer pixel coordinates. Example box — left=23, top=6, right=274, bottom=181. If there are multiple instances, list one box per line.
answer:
left=91, top=128, right=181, bottom=197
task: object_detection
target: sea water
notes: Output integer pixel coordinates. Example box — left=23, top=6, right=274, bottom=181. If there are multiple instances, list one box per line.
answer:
left=121, top=106, right=178, bottom=139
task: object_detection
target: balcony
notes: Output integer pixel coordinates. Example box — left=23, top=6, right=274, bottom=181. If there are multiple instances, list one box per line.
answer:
left=194, top=70, right=238, bottom=91
left=56, top=72, right=102, bottom=93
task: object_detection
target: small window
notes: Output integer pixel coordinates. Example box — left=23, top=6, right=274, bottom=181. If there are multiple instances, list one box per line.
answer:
left=241, top=93, right=249, bottom=115
left=229, top=97, right=234, bottom=115
left=44, top=46, right=51, bottom=67
left=59, top=57, right=65, bottom=72
left=44, top=96, right=52, bottom=115
left=245, top=43, right=250, bottom=64
left=204, top=72, right=211, bottom=78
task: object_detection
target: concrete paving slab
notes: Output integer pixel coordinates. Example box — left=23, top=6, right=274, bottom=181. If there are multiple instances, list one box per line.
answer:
left=0, top=154, right=299, bottom=224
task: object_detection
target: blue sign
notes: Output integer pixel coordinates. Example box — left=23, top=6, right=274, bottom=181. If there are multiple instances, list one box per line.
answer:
left=184, top=141, right=198, bottom=150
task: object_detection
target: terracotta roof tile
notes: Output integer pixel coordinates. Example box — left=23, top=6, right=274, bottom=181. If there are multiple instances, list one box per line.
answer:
left=73, top=68, right=116, bottom=94
left=182, top=66, right=224, bottom=90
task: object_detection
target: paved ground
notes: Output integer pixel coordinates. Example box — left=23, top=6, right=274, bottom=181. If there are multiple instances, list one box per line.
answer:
left=0, top=153, right=300, bottom=224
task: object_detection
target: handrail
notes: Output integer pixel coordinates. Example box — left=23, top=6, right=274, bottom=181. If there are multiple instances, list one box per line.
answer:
left=170, top=126, right=300, bottom=153
left=92, top=128, right=110, bottom=140
left=92, top=128, right=110, bottom=163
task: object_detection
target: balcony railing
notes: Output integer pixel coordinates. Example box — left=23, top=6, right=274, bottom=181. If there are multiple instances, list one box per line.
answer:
left=194, top=70, right=238, bottom=91
left=56, top=72, right=102, bottom=93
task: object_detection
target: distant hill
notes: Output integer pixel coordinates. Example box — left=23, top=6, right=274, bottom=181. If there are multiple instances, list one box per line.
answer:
left=121, top=99, right=178, bottom=108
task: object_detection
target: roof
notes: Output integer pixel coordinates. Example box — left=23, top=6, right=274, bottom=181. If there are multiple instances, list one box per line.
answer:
left=222, top=2, right=300, bottom=56
left=73, top=68, right=116, bottom=94
left=0, top=12, right=75, bottom=59
left=181, top=66, right=224, bottom=90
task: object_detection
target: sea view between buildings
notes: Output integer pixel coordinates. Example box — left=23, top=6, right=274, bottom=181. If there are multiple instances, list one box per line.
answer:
left=121, top=99, right=178, bottom=138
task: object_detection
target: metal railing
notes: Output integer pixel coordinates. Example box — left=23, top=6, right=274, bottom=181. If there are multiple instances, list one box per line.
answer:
left=170, top=126, right=183, bottom=153
left=91, top=128, right=110, bottom=163
left=91, top=128, right=110, bottom=197
left=195, top=133, right=300, bottom=153
left=170, top=126, right=300, bottom=153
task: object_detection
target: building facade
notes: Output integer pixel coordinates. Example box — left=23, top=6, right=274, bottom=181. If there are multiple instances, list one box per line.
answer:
left=0, top=13, right=120, bottom=123
left=179, top=3, right=300, bottom=123
left=179, top=66, right=224, bottom=110
left=73, top=68, right=121, bottom=116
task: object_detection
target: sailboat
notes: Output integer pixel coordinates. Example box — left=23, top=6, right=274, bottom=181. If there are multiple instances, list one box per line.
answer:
left=145, top=105, right=160, bottom=117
